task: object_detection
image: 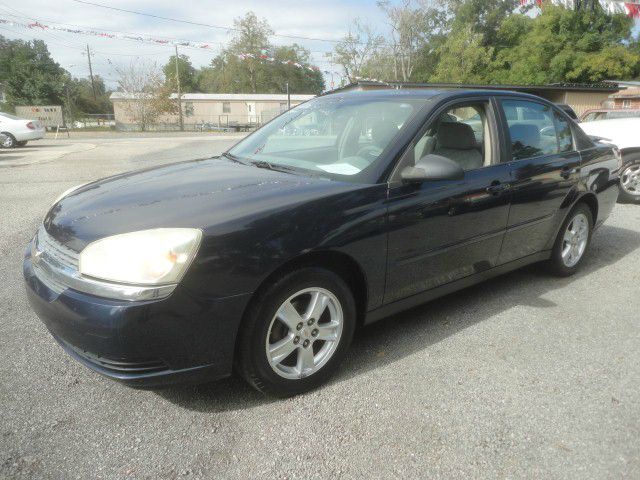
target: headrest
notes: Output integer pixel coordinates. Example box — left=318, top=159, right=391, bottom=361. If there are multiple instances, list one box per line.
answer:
left=371, top=120, right=399, bottom=148
left=437, top=122, right=477, bottom=150
left=509, top=124, right=540, bottom=150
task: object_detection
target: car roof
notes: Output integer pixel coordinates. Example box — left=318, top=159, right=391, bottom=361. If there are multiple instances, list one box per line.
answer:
left=583, top=108, right=640, bottom=113
left=321, top=88, right=554, bottom=104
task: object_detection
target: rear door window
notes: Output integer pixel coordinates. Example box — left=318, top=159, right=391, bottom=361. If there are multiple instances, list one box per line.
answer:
left=500, top=100, right=559, bottom=160
left=554, top=112, right=574, bottom=153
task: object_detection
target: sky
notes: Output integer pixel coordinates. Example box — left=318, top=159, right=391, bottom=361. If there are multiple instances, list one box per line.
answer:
left=0, top=0, right=639, bottom=91
left=0, top=0, right=389, bottom=90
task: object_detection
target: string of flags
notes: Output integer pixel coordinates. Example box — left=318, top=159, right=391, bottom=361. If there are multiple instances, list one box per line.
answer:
left=236, top=53, right=320, bottom=72
left=519, top=0, right=640, bottom=17
left=0, top=17, right=323, bottom=73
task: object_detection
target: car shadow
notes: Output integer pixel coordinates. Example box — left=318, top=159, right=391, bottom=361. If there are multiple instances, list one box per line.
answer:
left=155, top=224, right=639, bottom=412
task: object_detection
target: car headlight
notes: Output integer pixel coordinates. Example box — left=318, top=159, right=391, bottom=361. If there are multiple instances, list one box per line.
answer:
left=79, top=229, right=202, bottom=285
left=53, top=183, right=89, bottom=206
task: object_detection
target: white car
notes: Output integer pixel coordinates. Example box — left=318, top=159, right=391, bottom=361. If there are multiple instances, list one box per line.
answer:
left=579, top=118, right=640, bottom=203
left=0, top=112, right=46, bottom=148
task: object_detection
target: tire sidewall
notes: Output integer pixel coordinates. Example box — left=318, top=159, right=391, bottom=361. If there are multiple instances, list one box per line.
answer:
left=240, top=268, right=356, bottom=396
left=618, top=161, right=640, bottom=204
left=1, top=133, right=16, bottom=149
left=551, top=203, right=593, bottom=276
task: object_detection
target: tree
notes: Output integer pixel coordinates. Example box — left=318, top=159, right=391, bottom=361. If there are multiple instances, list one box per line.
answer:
left=73, top=76, right=113, bottom=114
left=377, top=0, right=430, bottom=81
left=163, top=54, right=198, bottom=93
left=0, top=36, right=68, bottom=109
left=115, top=60, right=175, bottom=131
left=489, top=4, right=640, bottom=83
left=196, top=12, right=324, bottom=94
left=329, top=19, right=385, bottom=83
left=229, top=12, right=273, bottom=93
left=430, top=26, right=494, bottom=82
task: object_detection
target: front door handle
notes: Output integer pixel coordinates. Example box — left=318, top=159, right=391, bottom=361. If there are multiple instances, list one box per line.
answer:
left=486, top=182, right=510, bottom=195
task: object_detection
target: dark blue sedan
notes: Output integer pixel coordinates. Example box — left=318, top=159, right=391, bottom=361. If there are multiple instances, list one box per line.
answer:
left=24, top=89, right=620, bottom=396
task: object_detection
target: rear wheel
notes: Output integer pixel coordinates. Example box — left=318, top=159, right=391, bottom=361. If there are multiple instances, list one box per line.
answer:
left=237, top=268, right=356, bottom=397
left=619, top=163, right=640, bottom=204
left=1, top=133, right=16, bottom=149
left=547, top=203, right=593, bottom=276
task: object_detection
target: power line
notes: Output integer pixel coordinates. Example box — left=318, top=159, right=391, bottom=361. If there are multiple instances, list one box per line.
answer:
left=70, top=0, right=345, bottom=44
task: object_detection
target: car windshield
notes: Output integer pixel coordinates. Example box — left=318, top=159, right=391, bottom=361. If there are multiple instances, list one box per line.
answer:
left=227, top=95, right=427, bottom=182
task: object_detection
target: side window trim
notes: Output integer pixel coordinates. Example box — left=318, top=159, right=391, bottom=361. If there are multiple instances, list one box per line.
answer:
left=551, top=107, right=577, bottom=153
left=388, top=96, right=499, bottom=183
left=497, top=97, right=563, bottom=164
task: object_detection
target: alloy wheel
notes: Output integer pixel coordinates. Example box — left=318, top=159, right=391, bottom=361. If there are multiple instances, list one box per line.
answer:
left=265, top=287, right=343, bottom=380
left=1, top=134, right=15, bottom=148
left=621, top=165, right=640, bottom=197
left=561, top=212, right=589, bottom=268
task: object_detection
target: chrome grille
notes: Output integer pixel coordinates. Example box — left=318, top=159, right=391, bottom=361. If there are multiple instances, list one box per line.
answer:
left=36, top=226, right=79, bottom=270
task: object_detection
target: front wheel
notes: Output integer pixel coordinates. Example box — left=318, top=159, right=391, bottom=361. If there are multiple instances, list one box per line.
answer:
left=547, top=203, right=593, bottom=276
left=619, top=163, right=640, bottom=204
left=237, top=268, right=356, bottom=397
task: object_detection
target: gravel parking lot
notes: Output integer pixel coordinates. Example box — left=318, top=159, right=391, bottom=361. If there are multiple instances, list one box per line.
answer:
left=1, top=134, right=639, bottom=479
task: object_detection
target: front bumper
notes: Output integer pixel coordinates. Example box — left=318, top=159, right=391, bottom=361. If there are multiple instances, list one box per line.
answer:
left=23, top=244, right=251, bottom=388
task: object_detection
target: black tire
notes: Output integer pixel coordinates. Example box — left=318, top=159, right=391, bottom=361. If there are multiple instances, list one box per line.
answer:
left=547, top=203, right=593, bottom=277
left=237, top=267, right=356, bottom=397
left=1, top=133, right=16, bottom=149
left=618, top=163, right=640, bottom=204
left=16, top=141, right=28, bottom=147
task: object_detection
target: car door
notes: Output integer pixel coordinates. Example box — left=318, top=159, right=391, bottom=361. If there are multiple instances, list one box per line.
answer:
left=384, top=97, right=512, bottom=304
left=496, top=98, right=581, bottom=264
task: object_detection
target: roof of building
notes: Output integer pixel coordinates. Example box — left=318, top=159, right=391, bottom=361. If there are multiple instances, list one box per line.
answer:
left=327, top=80, right=620, bottom=94
left=611, top=87, right=640, bottom=98
left=110, top=92, right=316, bottom=101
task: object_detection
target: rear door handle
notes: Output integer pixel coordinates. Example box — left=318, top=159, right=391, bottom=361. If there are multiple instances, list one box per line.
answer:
left=561, top=167, right=579, bottom=179
left=486, top=182, right=510, bottom=195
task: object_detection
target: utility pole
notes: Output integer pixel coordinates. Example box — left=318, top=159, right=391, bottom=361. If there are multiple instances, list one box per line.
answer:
left=86, top=44, right=96, bottom=100
left=286, top=81, right=290, bottom=110
left=175, top=45, right=184, bottom=131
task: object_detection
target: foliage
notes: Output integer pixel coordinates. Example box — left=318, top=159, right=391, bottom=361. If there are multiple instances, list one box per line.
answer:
left=114, top=60, right=176, bottom=131
left=332, top=0, right=640, bottom=86
left=489, top=4, right=640, bottom=83
left=327, top=19, right=385, bottom=83
left=0, top=35, right=114, bottom=118
left=163, top=54, right=198, bottom=93
left=430, top=26, right=494, bottom=83
left=0, top=36, right=67, bottom=109
left=197, top=12, right=324, bottom=94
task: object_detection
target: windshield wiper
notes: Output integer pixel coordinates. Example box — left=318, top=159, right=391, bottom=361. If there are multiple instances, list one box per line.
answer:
left=250, top=160, right=298, bottom=174
left=221, top=152, right=247, bottom=165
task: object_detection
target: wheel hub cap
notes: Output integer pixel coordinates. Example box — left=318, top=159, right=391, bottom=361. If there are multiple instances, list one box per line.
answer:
left=561, top=212, right=588, bottom=268
left=266, top=288, right=343, bottom=380
left=621, top=165, right=640, bottom=196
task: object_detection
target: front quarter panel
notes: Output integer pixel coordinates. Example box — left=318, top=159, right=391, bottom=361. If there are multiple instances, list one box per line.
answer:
left=180, top=183, right=390, bottom=310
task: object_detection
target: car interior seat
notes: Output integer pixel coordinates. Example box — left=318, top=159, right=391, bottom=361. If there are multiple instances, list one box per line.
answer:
left=432, top=122, right=483, bottom=171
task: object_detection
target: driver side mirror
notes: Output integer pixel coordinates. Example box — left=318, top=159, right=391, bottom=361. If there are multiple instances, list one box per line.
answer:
left=401, top=154, right=465, bottom=183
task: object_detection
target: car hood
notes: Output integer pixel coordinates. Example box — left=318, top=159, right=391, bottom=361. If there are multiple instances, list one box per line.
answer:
left=44, top=157, right=359, bottom=250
